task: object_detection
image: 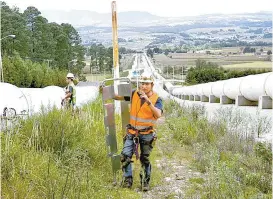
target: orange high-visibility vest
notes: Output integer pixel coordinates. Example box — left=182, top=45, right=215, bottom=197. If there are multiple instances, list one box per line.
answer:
left=128, top=91, right=159, bottom=135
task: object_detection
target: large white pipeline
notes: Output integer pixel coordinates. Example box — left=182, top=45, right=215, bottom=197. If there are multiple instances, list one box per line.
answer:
left=265, top=73, right=273, bottom=98
left=211, top=80, right=226, bottom=98
left=143, top=55, right=272, bottom=142
left=223, top=78, right=243, bottom=100
left=20, top=88, right=48, bottom=113
left=172, top=87, right=184, bottom=96
left=0, top=82, right=99, bottom=116
left=196, top=84, right=205, bottom=96
left=164, top=82, right=174, bottom=92
left=0, top=83, right=29, bottom=115
left=202, top=83, right=213, bottom=97
left=239, top=72, right=272, bottom=101
left=170, top=72, right=273, bottom=108
left=140, top=54, right=272, bottom=108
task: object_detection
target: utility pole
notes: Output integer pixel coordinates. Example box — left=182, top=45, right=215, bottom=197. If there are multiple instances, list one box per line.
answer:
left=181, top=66, right=183, bottom=80
left=112, top=1, right=119, bottom=80
left=91, top=67, right=93, bottom=81
left=172, top=66, right=174, bottom=80
left=111, top=1, right=121, bottom=115
left=182, top=65, right=184, bottom=86
left=90, top=55, right=92, bottom=74
left=95, top=52, right=98, bottom=70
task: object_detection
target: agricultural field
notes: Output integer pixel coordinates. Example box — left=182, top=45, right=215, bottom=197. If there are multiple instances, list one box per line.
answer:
left=219, top=46, right=272, bottom=54
left=153, top=50, right=272, bottom=71
left=223, top=61, right=272, bottom=69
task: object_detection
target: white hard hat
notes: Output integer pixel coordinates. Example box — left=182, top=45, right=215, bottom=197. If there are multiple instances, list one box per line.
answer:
left=66, top=73, right=74, bottom=79
left=139, top=72, right=154, bottom=83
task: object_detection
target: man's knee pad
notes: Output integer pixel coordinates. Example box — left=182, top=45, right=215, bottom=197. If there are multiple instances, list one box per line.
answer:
left=140, top=154, right=150, bottom=165
left=120, top=154, right=132, bottom=169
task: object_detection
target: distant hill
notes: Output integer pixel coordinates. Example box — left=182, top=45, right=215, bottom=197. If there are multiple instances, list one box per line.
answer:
left=41, top=10, right=272, bottom=28
left=41, top=10, right=162, bottom=27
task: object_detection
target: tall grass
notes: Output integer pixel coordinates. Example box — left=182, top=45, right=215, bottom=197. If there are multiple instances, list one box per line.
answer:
left=164, top=100, right=272, bottom=198
left=2, top=97, right=270, bottom=198
left=1, top=98, right=145, bottom=198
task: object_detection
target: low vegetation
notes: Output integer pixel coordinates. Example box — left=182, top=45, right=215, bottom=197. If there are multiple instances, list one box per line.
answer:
left=1, top=95, right=271, bottom=198
left=1, top=98, right=162, bottom=198
left=163, top=100, right=272, bottom=198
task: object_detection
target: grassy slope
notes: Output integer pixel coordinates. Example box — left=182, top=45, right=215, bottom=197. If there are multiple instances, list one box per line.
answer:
left=2, top=98, right=271, bottom=198
left=0, top=98, right=161, bottom=198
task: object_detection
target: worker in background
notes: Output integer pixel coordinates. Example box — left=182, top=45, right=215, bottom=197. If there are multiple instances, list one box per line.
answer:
left=114, top=72, right=163, bottom=191
left=62, top=73, right=76, bottom=110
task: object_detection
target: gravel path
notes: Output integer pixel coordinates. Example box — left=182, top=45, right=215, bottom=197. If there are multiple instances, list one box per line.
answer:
left=139, top=117, right=204, bottom=199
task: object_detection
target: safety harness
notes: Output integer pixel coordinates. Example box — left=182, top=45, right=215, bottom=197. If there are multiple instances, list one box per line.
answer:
left=127, top=91, right=159, bottom=159
left=126, top=124, right=155, bottom=160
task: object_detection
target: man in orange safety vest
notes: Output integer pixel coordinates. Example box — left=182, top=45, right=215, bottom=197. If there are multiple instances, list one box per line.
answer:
left=115, top=72, right=163, bottom=191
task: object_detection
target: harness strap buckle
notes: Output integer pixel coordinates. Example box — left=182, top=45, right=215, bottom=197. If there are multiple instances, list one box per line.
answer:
left=133, top=136, right=139, bottom=144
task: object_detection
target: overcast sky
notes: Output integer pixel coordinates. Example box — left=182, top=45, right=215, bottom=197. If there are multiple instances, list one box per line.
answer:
left=3, top=0, right=272, bottom=17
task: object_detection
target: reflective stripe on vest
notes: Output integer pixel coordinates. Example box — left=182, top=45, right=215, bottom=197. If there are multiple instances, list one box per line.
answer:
left=130, top=115, right=157, bottom=124
left=130, top=125, right=151, bottom=130
left=129, top=91, right=159, bottom=134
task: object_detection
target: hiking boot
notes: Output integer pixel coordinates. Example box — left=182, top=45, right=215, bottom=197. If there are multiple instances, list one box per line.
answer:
left=140, top=174, right=150, bottom=191
left=142, top=181, right=150, bottom=191
left=122, top=176, right=133, bottom=188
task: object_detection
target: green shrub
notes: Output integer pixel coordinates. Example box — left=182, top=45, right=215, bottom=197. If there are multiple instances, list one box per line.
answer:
left=186, top=59, right=271, bottom=85
left=3, top=55, right=67, bottom=88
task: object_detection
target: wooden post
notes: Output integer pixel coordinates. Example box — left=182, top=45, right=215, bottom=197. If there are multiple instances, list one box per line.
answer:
left=112, top=1, right=119, bottom=79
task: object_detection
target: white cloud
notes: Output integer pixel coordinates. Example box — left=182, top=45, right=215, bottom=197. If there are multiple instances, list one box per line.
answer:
left=3, top=0, right=272, bottom=17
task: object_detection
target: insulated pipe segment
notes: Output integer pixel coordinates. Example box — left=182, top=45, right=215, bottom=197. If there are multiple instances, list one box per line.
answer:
left=239, top=73, right=271, bottom=101
left=211, top=80, right=226, bottom=98
left=202, top=83, right=213, bottom=97
left=223, top=77, right=244, bottom=100
left=264, top=73, right=273, bottom=99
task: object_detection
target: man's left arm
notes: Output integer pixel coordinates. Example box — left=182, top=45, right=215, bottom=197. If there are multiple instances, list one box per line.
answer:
left=139, top=92, right=163, bottom=119
left=148, top=98, right=163, bottom=119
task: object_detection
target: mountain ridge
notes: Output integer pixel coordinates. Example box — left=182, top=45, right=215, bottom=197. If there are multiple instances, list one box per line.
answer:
left=40, top=10, right=271, bottom=27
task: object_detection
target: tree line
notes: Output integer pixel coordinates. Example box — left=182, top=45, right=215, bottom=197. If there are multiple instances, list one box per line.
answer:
left=2, top=54, right=67, bottom=88
left=186, top=59, right=271, bottom=84
left=1, top=2, right=85, bottom=86
left=86, top=44, right=137, bottom=73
